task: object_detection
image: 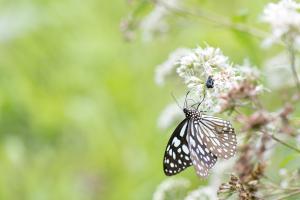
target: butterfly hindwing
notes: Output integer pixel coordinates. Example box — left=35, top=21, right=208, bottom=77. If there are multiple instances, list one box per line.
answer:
left=163, top=119, right=192, bottom=176
left=196, top=115, right=237, bottom=159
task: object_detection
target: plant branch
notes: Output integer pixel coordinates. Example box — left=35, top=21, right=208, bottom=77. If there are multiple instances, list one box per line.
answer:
left=275, top=189, right=300, bottom=200
left=287, top=42, right=300, bottom=93
left=271, top=134, right=300, bottom=154
left=155, top=1, right=268, bottom=39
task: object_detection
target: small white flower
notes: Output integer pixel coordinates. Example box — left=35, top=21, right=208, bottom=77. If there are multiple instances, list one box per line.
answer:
left=261, top=0, right=300, bottom=47
left=155, top=48, right=192, bottom=86
left=185, top=76, right=202, bottom=89
left=153, top=178, right=190, bottom=200
left=176, top=53, right=201, bottom=80
left=195, top=46, right=230, bottom=70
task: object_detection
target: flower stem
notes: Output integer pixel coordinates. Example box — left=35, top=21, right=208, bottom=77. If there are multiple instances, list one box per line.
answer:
left=287, top=42, right=300, bottom=93
left=271, top=135, right=300, bottom=154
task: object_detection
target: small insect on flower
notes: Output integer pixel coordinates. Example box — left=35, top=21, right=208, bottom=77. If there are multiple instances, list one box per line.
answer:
left=163, top=92, right=237, bottom=178
left=206, top=76, right=214, bottom=89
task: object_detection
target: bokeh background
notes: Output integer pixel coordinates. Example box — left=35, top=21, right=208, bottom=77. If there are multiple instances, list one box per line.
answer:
left=0, top=0, right=292, bottom=199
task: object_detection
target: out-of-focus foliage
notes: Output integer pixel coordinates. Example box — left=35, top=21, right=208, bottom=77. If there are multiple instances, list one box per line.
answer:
left=0, top=0, right=299, bottom=200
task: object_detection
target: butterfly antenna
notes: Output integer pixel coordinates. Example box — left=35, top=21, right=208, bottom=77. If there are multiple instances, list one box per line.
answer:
left=171, top=92, right=183, bottom=110
left=184, top=90, right=191, bottom=108
left=196, top=91, right=206, bottom=110
left=190, top=90, right=207, bottom=110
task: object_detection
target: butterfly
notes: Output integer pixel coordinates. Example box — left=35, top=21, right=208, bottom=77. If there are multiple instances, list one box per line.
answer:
left=163, top=92, right=237, bottom=178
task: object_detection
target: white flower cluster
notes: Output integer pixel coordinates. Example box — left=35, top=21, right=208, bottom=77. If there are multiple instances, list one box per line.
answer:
left=175, top=46, right=237, bottom=111
left=140, top=0, right=180, bottom=41
left=153, top=178, right=190, bottom=200
left=176, top=46, right=263, bottom=112
left=261, top=0, right=300, bottom=47
left=176, top=46, right=234, bottom=92
left=156, top=46, right=263, bottom=129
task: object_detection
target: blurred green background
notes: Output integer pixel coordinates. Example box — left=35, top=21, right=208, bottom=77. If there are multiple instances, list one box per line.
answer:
left=0, top=0, right=288, bottom=200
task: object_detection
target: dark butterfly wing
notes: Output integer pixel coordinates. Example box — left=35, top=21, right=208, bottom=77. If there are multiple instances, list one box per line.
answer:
left=188, top=119, right=218, bottom=178
left=163, top=119, right=192, bottom=176
left=196, top=115, right=237, bottom=159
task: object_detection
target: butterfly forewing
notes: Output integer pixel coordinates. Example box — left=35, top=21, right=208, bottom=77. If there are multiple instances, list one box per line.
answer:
left=196, top=115, right=237, bottom=159
left=163, top=119, right=192, bottom=176
left=188, top=119, right=218, bottom=177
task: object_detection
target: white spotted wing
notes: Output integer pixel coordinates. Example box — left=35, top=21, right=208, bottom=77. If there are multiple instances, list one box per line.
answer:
left=163, top=119, right=192, bottom=176
left=195, top=115, right=237, bottom=159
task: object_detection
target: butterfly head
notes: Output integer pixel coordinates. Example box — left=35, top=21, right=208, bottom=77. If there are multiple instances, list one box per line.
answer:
left=183, top=108, right=201, bottom=119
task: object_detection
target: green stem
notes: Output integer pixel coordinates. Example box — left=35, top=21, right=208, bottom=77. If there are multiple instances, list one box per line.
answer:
left=287, top=42, right=300, bottom=93
left=271, top=135, right=300, bottom=154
